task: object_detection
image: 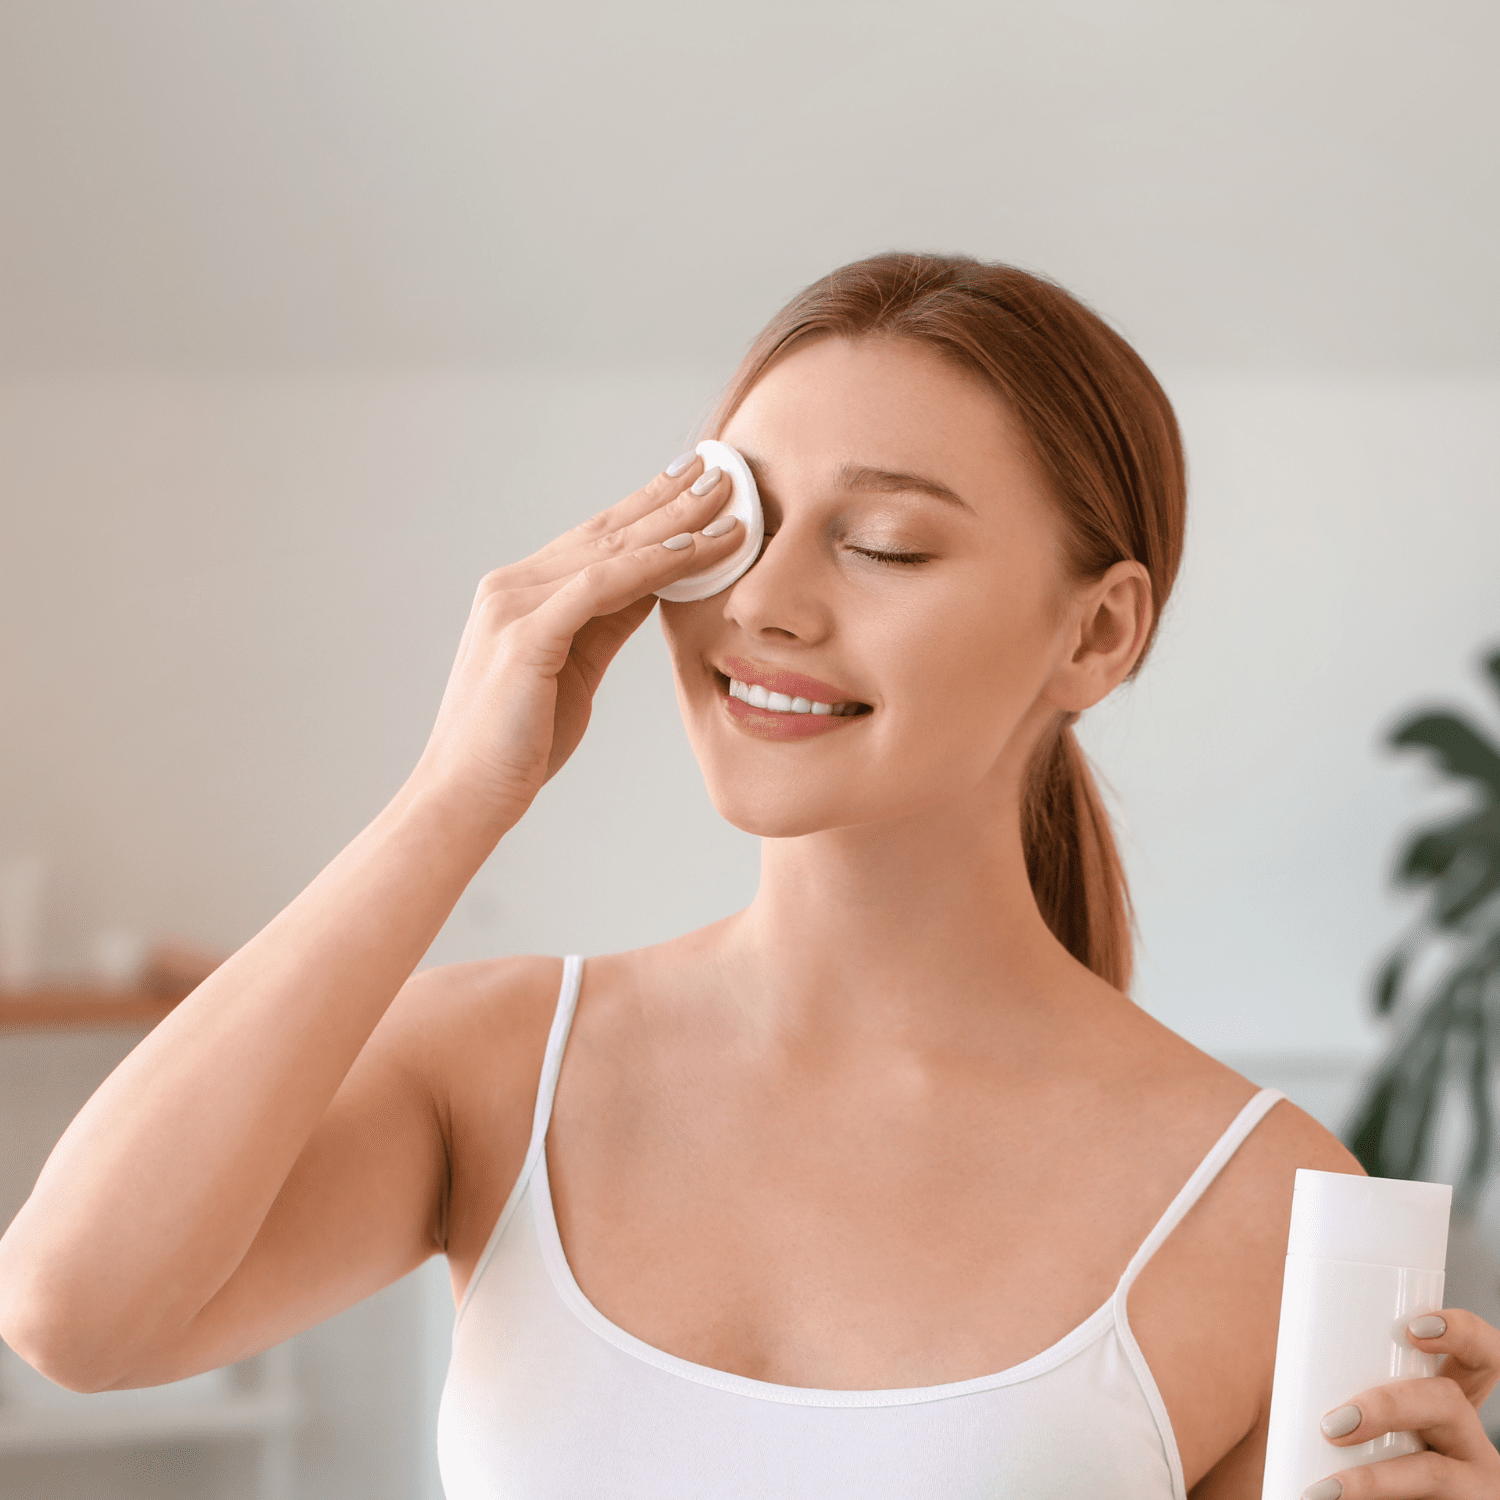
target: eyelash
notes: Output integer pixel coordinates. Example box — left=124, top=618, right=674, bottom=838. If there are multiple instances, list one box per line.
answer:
left=759, top=532, right=932, bottom=567
left=849, top=546, right=931, bottom=567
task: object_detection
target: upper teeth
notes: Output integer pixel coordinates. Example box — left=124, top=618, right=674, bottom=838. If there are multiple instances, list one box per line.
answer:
left=728, top=679, right=861, bottom=716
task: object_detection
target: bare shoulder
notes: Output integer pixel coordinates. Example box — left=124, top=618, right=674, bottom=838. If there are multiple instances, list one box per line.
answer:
left=365, top=954, right=567, bottom=1280
left=1127, top=1038, right=1364, bottom=1489
left=1090, top=988, right=1364, bottom=1277
left=377, top=953, right=565, bottom=1094
left=1239, top=1088, right=1363, bottom=1181
left=1104, top=992, right=1360, bottom=1182
left=1205, top=1083, right=1364, bottom=1263
left=1150, top=1003, right=1365, bottom=1204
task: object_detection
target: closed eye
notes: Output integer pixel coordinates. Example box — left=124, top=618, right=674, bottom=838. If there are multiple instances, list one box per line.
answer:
left=849, top=546, right=931, bottom=566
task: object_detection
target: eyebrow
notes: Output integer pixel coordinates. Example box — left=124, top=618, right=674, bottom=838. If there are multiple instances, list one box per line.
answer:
left=738, top=453, right=973, bottom=512
left=834, top=463, right=972, bottom=511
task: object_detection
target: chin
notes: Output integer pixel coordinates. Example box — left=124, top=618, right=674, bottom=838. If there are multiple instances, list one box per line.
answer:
left=703, top=785, right=851, bottom=840
left=696, top=761, right=957, bottom=841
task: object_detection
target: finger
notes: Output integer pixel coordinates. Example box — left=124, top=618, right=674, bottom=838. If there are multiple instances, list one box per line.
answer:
left=1408, top=1309, right=1500, bottom=1409
left=506, top=462, right=734, bottom=590
left=526, top=454, right=707, bottom=568
left=1302, top=1448, right=1481, bottom=1499
left=464, top=456, right=706, bottom=608
left=452, top=469, right=730, bottom=669
left=1322, top=1377, right=1488, bottom=1463
left=567, top=596, right=659, bottom=695
left=514, top=522, right=742, bottom=671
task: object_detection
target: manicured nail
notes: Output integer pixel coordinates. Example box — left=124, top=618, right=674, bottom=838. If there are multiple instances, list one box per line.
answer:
left=1302, top=1480, right=1343, bottom=1500
left=1409, top=1314, right=1447, bottom=1339
left=1320, top=1404, right=1361, bottom=1439
left=662, top=533, right=693, bottom=551
left=690, top=466, right=723, bottom=495
left=665, top=452, right=696, bottom=477
left=702, top=515, right=738, bottom=538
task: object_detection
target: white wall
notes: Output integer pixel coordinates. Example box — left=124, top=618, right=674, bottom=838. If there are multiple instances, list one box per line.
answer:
left=1085, top=375, right=1500, bottom=1056
left=5, top=366, right=1495, bottom=1054
left=1, top=2, right=1496, bottom=1495
left=0, top=1, right=1494, bottom=376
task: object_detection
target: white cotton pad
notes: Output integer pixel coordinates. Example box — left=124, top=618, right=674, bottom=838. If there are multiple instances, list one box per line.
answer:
left=654, top=439, right=765, bottom=603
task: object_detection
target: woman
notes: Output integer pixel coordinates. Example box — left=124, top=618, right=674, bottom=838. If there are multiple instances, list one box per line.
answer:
left=1, top=254, right=1496, bottom=1499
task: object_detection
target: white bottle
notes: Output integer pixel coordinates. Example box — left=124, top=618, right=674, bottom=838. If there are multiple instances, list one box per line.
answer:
left=1261, top=1170, right=1451, bottom=1500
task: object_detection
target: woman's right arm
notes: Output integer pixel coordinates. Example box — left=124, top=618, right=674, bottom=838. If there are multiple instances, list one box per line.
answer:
left=0, top=452, right=737, bottom=1392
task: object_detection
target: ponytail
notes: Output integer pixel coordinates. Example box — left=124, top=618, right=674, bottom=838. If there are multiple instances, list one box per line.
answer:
left=1022, top=721, right=1133, bottom=992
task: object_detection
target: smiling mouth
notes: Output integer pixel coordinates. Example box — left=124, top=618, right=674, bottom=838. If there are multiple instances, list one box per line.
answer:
left=714, top=671, right=872, bottom=719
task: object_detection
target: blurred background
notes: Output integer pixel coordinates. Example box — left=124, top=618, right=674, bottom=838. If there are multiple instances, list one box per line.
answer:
left=1, top=1, right=1496, bottom=1495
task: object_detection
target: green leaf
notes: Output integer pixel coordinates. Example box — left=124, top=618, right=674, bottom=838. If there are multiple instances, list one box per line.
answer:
left=1431, top=851, right=1500, bottom=928
left=1348, top=1069, right=1400, bottom=1176
left=1364, top=653, right=1500, bottom=1194
left=1459, top=1000, right=1493, bottom=1211
left=1394, top=807, right=1500, bottom=931
left=1403, top=1004, right=1454, bottom=1179
left=1374, top=950, right=1407, bottom=1015
left=1391, top=712, right=1500, bottom=799
left=1484, top=648, right=1500, bottom=705
left=1345, top=996, right=1456, bottom=1178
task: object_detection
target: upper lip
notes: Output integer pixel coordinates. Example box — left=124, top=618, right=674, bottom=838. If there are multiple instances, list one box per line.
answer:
left=716, top=655, right=869, bottom=707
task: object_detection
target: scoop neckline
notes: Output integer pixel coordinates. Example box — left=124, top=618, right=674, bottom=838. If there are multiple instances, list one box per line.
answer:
left=529, top=1145, right=1121, bottom=1410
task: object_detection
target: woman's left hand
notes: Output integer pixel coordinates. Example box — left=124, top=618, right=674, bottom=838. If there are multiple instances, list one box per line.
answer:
left=1303, top=1308, right=1500, bottom=1498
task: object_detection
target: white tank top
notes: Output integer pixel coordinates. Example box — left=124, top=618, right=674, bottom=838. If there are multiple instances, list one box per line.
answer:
left=438, top=956, right=1284, bottom=1499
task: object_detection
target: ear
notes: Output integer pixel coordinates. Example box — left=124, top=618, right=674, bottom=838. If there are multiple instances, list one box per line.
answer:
left=1043, top=560, right=1154, bottom=714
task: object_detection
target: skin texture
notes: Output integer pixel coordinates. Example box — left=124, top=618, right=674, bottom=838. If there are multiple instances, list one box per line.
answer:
left=1, top=335, right=1497, bottom=1499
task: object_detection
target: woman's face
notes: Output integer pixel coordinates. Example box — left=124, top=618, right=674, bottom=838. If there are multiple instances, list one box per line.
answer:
left=660, top=335, right=1092, bottom=840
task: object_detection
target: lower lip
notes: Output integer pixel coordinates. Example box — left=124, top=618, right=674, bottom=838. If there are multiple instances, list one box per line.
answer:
left=721, top=690, right=868, bottom=741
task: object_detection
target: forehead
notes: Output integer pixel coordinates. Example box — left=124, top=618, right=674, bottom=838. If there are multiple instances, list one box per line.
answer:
left=720, top=335, right=1039, bottom=504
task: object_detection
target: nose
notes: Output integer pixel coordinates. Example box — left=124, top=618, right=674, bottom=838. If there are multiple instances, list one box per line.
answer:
left=719, top=522, right=833, bottom=645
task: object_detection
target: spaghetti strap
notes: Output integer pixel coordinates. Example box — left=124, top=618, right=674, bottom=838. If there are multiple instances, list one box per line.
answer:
left=1107, top=1086, right=1286, bottom=1500
left=442, top=1010, right=1284, bottom=1500
left=451, top=955, right=585, bottom=1329
left=1117, top=1086, right=1286, bottom=1294
left=527, top=954, right=585, bottom=1148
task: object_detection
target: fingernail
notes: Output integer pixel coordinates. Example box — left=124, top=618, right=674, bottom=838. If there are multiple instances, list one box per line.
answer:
left=1409, top=1314, right=1447, bottom=1339
left=665, top=452, right=696, bottom=477
left=690, top=466, right=723, bottom=496
left=662, top=533, right=693, bottom=551
left=1320, top=1404, right=1362, bottom=1439
left=1301, top=1480, right=1343, bottom=1500
left=702, top=515, right=738, bottom=538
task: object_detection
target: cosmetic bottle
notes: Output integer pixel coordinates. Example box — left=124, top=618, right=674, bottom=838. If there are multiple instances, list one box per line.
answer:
left=1261, top=1169, right=1451, bottom=1500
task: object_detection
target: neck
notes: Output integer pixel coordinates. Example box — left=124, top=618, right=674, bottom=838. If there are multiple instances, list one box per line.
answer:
left=728, top=780, right=1087, bottom=1050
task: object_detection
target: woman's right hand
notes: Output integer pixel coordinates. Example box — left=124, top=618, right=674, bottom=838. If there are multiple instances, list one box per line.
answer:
left=0, top=450, right=743, bottom=1395
left=410, top=451, right=740, bottom=833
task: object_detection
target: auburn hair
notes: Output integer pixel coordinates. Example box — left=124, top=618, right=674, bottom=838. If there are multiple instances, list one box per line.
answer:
left=707, top=253, right=1186, bottom=993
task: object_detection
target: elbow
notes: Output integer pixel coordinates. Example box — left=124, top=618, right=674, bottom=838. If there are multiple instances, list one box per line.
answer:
left=6, top=1344, right=113, bottom=1396
left=0, top=1266, right=133, bottom=1394
left=1, top=1313, right=130, bottom=1395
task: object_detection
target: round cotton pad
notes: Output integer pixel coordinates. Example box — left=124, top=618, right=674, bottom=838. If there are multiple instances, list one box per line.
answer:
left=654, top=439, right=765, bottom=603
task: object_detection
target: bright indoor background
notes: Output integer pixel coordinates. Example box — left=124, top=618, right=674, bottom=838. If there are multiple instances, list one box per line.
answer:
left=1, top=3, right=1496, bottom=1497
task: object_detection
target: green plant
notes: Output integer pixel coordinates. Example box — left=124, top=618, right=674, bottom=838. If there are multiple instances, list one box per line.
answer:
left=1346, top=649, right=1500, bottom=1209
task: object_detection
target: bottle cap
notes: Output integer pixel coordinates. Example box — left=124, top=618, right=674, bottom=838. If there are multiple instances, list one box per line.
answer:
left=654, top=439, right=765, bottom=603
left=1286, top=1169, right=1451, bottom=1271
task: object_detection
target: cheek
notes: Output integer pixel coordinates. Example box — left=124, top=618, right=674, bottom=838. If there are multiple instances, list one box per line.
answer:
left=658, top=601, right=733, bottom=753
left=892, top=568, right=1057, bottom=695
left=657, top=599, right=710, bottom=680
left=879, top=580, right=1062, bottom=757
